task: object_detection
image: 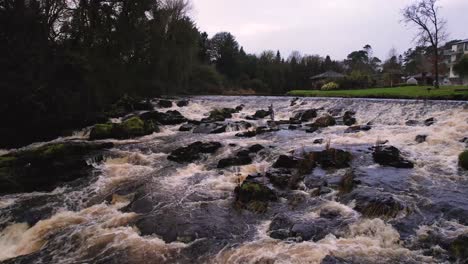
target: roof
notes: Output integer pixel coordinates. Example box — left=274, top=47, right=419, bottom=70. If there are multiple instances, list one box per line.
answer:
left=454, top=39, right=468, bottom=44
left=310, top=71, right=345, bottom=80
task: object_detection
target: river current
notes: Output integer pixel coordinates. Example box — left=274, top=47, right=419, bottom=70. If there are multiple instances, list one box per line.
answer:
left=0, top=96, right=467, bottom=264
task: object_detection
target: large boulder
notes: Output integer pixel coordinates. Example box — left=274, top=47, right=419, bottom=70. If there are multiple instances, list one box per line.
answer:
left=167, top=141, right=222, bottom=163
left=157, top=99, right=173, bottom=108
left=313, top=114, right=336, bottom=127
left=312, top=149, right=352, bottom=169
left=176, top=100, right=189, bottom=107
left=459, top=151, right=468, bottom=170
left=273, top=155, right=299, bottom=169
left=343, top=111, right=357, bottom=126
left=372, top=145, right=414, bottom=168
left=89, top=117, right=157, bottom=140
left=234, top=176, right=277, bottom=213
left=203, top=108, right=239, bottom=122
left=292, top=109, right=317, bottom=122
left=139, top=110, right=187, bottom=125
left=0, top=142, right=113, bottom=194
left=246, top=109, right=272, bottom=120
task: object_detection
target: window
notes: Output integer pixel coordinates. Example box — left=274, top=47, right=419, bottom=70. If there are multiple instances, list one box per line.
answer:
left=465, top=43, right=468, bottom=51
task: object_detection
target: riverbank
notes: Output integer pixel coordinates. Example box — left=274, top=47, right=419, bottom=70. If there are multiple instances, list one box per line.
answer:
left=288, top=85, right=468, bottom=100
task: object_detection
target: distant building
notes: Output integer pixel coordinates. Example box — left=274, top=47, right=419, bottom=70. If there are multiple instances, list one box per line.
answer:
left=443, top=39, right=468, bottom=84
left=310, top=71, right=345, bottom=89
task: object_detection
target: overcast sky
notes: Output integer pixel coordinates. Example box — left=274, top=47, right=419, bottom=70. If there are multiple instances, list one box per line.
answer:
left=191, top=0, right=468, bottom=60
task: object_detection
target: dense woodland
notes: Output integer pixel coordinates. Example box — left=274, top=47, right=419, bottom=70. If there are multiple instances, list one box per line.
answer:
left=0, top=0, right=459, bottom=147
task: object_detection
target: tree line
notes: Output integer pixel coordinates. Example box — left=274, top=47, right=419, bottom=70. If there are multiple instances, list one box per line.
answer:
left=0, top=0, right=462, bottom=147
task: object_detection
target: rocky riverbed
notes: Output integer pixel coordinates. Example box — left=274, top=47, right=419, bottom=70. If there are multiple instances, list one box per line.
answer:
left=0, top=96, right=467, bottom=264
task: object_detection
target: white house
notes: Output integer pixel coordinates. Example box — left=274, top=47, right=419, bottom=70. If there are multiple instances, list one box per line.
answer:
left=447, top=39, right=468, bottom=84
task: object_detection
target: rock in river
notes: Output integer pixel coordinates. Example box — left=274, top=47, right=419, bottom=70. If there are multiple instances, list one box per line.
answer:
left=0, top=142, right=113, bottom=194
left=234, top=176, right=277, bottom=213
left=168, top=141, right=222, bottom=163
left=89, top=117, right=158, bottom=140
left=372, top=145, right=414, bottom=168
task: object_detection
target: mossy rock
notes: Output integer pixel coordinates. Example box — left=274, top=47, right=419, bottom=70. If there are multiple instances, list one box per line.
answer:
left=0, top=142, right=113, bottom=194
left=235, top=179, right=277, bottom=213
left=450, top=234, right=468, bottom=261
left=89, top=124, right=114, bottom=140
left=459, top=151, right=468, bottom=170
left=313, top=115, right=336, bottom=127
left=89, top=117, right=157, bottom=140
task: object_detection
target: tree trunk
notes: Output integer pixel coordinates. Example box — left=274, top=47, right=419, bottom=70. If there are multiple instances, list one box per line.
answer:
left=434, top=47, right=440, bottom=88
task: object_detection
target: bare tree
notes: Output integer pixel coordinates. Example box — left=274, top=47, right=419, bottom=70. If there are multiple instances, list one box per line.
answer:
left=402, top=0, right=447, bottom=88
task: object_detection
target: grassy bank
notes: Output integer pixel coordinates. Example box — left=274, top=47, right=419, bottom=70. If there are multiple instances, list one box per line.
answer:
left=287, top=86, right=468, bottom=100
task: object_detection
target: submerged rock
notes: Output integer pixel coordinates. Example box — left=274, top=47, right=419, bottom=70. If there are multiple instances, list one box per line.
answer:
left=217, top=150, right=253, bottom=168
left=234, top=177, right=277, bottom=213
left=344, top=125, right=371, bottom=133
left=0, top=142, right=113, bottom=194
left=268, top=213, right=348, bottom=242
left=167, top=141, right=222, bottom=163
left=193, top=123, right=227, bottom=134
left=235, top=126, right=278, bottom=138
left=313, top=139, right=324, bottom=144
left=321, top=255, right=350, bottom=264
left=89, top=117, right=157, bottom=140
left=424, top=117, right=436, bottom=126
left=139, top=110, right=187, bottom=125
left=415, top=135, right=428, bottom=143
left=158, top=99, right=173, bottom=108
left=179, top=123, right=195, bottom=132
left=405, top=120, right=419, bottom=126
left=343, top=188, right=406, bottom=218
left=372, top=145, right=414, bottom=168
left=459, top=151, right=468, bottom=170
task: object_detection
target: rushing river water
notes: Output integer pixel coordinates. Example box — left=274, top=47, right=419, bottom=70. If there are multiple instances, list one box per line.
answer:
left=0, top=96, right=467, bottom=264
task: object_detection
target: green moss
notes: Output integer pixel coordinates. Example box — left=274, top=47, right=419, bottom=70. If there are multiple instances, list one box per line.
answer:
left=451, top=235, right=468, bottom=260
left=90, top=123, right=114, bottom=140
left=241, top=182, right=262, bottom=192
left=39, top=144, right=66, bottom=158
left=0, top=156, right=17, bottom=167
left=459, top=151, right=468, bottom=170
left=287, top=85, right=468, bottom=100
left=246, top=201, right=268, bottom=213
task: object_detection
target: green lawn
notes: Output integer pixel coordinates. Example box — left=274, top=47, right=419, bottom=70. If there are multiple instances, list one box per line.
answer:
left=287, top=86, right=468, bottom=100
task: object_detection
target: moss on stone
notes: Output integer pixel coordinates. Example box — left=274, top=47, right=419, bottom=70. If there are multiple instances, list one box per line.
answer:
left=0, top=156, right=17, bottom=167
left=459, top=151, right=468, bottom=170
left=90, top=123, right=114, bottom=140
left=246, top=201, right=268, bottom=213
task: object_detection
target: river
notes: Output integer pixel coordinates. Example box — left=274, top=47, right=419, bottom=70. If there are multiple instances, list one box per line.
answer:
left=0, top=96, right=467, bottom=264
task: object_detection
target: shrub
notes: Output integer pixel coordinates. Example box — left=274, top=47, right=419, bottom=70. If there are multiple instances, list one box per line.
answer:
left=321, top=82, right=340, bottom=91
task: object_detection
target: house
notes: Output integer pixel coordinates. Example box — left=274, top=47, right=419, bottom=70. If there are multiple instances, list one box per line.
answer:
left=310, top=71, right=345, bottom=89
left=446, top=39, right=468, bottom=84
